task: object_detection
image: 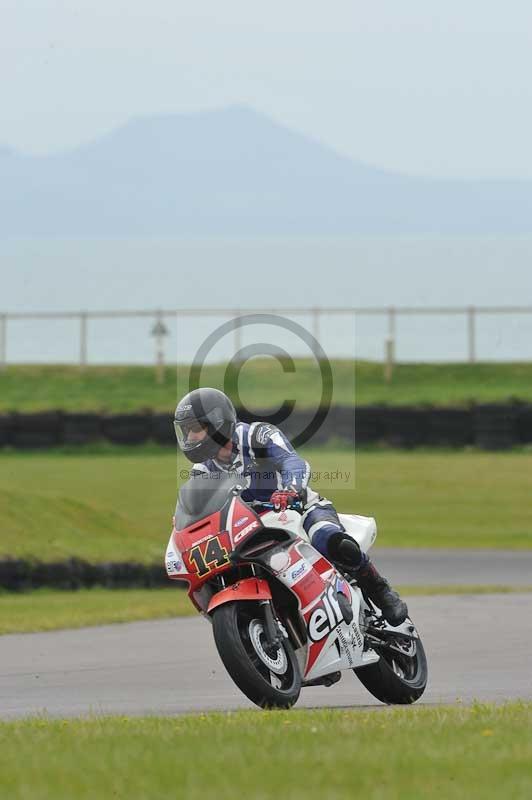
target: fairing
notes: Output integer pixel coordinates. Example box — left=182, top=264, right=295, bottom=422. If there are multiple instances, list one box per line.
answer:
left=166, top=483, right=380, bottom=679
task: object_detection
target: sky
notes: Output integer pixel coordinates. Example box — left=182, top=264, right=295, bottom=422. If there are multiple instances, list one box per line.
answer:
left=2, top=1, right=532, bottom=179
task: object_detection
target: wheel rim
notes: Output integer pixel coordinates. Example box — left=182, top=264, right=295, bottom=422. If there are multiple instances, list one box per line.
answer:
left=383, top=637, right=422, bottom=684
left=248, top=620, right=288, bottom=675
left=236, top=606, right=296, bottom=692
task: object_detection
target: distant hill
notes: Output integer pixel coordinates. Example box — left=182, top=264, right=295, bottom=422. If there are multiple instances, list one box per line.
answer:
left=1, top=106, right=531, bottom=235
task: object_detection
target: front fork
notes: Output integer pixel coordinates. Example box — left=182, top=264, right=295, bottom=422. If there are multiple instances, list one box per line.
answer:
left=259, top=600, right=287, bottom=657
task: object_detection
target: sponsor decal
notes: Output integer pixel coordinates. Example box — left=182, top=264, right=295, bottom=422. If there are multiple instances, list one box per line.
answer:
left=289, top=561, right=310, bottom=584
left=351, top=621, right=363, bottom=649
left=233, top=520, right=260, bottom=543
left=234, top=516, right=249, bottom=528
left=166, top=559, right=182, bottom=574
left=336, top=625, right=355, bottom=667
left=308, top=584, right=348, bottom=642
left=335, top=576, right=351, bottom=601
left=278, top=511, right=288, bottom=523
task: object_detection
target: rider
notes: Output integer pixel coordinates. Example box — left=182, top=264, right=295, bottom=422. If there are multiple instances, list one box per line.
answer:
left=174, top=387, right=408, bottom=626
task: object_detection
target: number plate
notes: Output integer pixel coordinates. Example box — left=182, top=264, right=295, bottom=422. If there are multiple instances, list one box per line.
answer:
left=186, top=532, right=230, bottom=577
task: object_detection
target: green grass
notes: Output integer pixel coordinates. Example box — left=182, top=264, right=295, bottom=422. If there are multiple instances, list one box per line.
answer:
left=0, top=588, right=194, bottom=635
left=1, top=704, right=531, bottom=799
left=2, top=360, right=532, bottom=412
left=1, top=448, right=532, bottom=563
left=2, top=585, right=531, bottom=636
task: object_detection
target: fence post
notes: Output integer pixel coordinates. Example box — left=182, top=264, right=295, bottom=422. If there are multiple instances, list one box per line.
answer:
left=0, top=314, right=6, bottom=370
left=384, top=338, right=395, bottom=383
left=79, top=312, right=88, bottom=369
left=384, top=306, right=396, bottom=380
left=467, top=306, right=476, bottom=364
left=151, top=312, right=169, bottom=384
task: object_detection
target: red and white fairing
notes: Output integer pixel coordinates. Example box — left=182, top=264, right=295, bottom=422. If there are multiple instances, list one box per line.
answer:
left=166, top=492, right=379, bottom=682
left=256, top=509, right=380, bottom=681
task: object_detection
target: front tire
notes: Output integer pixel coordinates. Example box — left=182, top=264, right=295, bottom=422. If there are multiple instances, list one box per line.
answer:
left=212, top=602, right=301, bottom=709
left=354, top=627, right=428, bottom=704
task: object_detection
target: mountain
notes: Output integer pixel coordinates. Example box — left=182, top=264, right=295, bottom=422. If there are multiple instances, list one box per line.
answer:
left=1, top=106, right=531, bottom=235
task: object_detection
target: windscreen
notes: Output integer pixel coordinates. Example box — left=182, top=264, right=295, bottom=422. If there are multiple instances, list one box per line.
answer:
left=174, top=472, right=244, bottom=529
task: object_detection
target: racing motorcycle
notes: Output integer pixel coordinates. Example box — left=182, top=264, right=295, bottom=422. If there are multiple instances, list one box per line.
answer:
left=165, top=473, right=428, bottom=709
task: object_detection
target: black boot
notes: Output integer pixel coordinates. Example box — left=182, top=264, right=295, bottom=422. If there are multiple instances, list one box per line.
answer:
left=329, top=533, right=408, bottom=626
left=355, top=561, right=408, bottom=626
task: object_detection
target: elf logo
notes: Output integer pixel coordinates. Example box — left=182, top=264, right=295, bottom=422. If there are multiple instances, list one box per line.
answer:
left=308, top=584, right=348, bottom=642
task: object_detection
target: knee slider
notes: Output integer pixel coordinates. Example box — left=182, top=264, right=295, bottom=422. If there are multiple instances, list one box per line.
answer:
left=328, top=532, right=364, bottom=569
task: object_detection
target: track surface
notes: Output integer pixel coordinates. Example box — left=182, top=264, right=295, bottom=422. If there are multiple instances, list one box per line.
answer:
left=2, top=594, right=531, bottom=719
left=373, top=549, right=532, bottom=585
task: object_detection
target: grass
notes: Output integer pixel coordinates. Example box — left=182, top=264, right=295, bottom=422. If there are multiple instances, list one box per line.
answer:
left=1, top=448, right=531, bottom=563
left=0, top=703, right=531, bottom=799
left=1, top=585, right=531, bottom=636
left=2, top=360, right=532, bottom=412
left=0, top=588, right=194, bottom=635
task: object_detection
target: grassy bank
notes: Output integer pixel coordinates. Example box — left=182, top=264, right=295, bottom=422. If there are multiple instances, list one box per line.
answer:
left=1, top=704, right=531, bottom=799
left=2, top=585, right=531, bottom=635
left=1, top=448, right=531, bottom=562
left=2, top=361, right=532, bottom=411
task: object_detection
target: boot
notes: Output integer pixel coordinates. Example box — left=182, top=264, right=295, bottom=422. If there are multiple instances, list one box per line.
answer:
left=355, top=561, right=408, bottom=626
left=330, top=534, right=408, bottom=626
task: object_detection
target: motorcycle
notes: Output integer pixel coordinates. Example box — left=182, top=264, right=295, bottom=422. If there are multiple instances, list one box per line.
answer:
left=165, top=473, right=428, bottom=709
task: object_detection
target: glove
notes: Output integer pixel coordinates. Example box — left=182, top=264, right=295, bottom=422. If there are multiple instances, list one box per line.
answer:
left=270, top=489, right=300, bottom=512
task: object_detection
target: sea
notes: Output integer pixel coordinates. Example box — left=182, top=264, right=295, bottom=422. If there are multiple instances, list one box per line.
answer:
left=2, top=236, right=532, bottom=365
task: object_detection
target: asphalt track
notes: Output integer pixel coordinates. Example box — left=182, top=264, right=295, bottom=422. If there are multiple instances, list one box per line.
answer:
left=2, top=593, right=531, bottom=719
left=372, top=548, right=532, bottom=586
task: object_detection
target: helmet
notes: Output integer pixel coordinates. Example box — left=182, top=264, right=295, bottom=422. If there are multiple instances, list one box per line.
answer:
left=174, top=388, right=237, bottom=463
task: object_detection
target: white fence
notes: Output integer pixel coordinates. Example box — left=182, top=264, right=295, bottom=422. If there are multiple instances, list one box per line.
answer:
left=1, top=305, right=532, bottom=368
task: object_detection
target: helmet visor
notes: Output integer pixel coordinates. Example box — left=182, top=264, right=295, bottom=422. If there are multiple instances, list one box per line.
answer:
left=173, top=419, right=209, bottom=451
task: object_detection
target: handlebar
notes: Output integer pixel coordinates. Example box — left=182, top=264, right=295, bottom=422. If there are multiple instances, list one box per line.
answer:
left=256, top=500, right=304, bottom=512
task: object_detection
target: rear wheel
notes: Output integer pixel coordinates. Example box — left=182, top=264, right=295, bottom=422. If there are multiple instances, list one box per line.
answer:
left=212, top=601, right=301, bottom=709
left=354, top=626, right=428, bottom=704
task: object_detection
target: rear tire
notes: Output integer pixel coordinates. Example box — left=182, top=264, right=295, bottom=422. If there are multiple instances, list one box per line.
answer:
left=212, top=602, right=301, bottom=709
left=354, top=631, right=428, bottom=704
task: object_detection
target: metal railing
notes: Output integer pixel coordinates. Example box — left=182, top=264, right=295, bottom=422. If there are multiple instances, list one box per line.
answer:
left=1, top=305, right=532, bottom=371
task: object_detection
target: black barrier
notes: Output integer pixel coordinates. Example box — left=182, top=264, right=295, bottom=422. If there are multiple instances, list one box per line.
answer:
left=473, top=404, right=519, bottom=451
left=62, top=413, right=102, bottom=445
left=518, top=405, right=532, bottom=444
left=0, top=404, right=530, bottom=450
left=9, top=411, right=64, bottom=449
left=101, top=413, right=152, bottom=445
left=0, top=558, right=172, bottom=592
left=426, top=408, right=474, bottom=447
left=151, top=412, right=176, bottom=445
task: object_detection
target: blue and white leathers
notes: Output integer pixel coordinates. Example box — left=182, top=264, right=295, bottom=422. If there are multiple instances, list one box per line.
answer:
left=190, top=421, right=345, bottom=560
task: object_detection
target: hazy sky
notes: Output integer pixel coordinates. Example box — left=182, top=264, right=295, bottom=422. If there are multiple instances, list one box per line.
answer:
left=2, top=1, right=532, bottom=178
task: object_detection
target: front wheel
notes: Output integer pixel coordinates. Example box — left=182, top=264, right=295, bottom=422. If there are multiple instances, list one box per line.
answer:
left=212, top=601, right=301, bottom=709
left=354, top=625, right=428, bottom=704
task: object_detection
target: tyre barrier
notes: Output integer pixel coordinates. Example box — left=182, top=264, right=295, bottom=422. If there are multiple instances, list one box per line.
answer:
left=516, top=405, right=532, bottom=444
left=62, top=413, right=102, bottom=446
left=473, top=404, right=519, bottom=451
left=0, top=558, right=172, bottom=592
left=101, top=413, right=152, bottom=445
left=425, top=408, right=474, bottom=447
left=9, top=412, right=64, bottom=449
left=380, top=408, right=430, bottom=449
left=0, top=405, right=530, bottom=450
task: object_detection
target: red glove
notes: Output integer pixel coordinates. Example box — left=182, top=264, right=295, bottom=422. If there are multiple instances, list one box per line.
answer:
left=270, top=490, right=300, bottom=512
